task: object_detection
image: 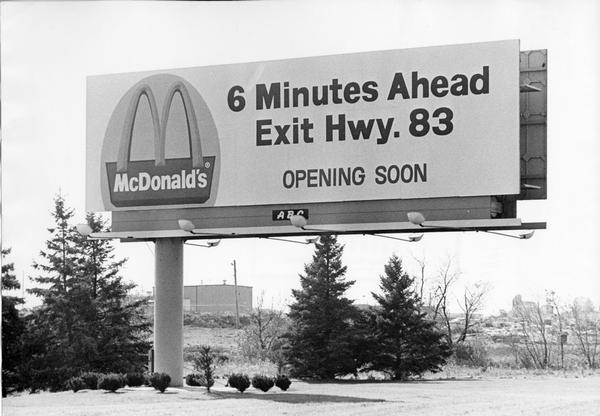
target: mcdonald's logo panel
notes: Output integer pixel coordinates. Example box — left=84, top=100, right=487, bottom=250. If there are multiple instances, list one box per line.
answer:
left=86, top=40, right=519, bottom=214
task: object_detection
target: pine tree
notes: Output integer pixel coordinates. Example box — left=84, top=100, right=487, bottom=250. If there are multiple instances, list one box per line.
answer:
left=367, top=255, right=451, bottom=380
left=76, top=212, right=151, bottom=373
left=25, top=195, right=151, bottom=390
left=286, top=234, right=359, bottom=379
left=2, top=248, right=25, bottom=396
left=27, top=195, right=83, bottom=389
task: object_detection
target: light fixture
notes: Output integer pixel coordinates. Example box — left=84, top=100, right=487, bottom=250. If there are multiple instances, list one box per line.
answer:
left=407, top=212, right=535, bottom=240
left=178, top=219, right=234, bottom=237
left=76, top=223, right=93, bottom=236
left=178, top=219, right=195, bottom=232
left=407, top=212, right=426, bottom=226
left=289, top=215, right=340, bottom=234
left=184, top=240, right=221, bottom=248
left=371, top=233, right=424, bottom=243
left=485, top=230, right=535, bottom=240
left=75, top=223, right=116, bottom=239
left=260, top=236, right=318, bottom=245
left=289, top=215, right=420, bottom=243
left=290, top=215, right=308, bottom=229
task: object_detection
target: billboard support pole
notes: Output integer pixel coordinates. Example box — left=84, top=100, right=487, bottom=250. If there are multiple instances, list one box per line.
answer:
left=154, top=238, right=184, bottom=387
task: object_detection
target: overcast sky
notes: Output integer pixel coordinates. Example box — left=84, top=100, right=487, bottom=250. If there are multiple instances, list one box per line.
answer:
left=2, top=0, right=599, bottom=314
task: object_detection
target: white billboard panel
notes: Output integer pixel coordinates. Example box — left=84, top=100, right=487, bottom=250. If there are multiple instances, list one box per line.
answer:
left=86, top=40, right=519, bottom=212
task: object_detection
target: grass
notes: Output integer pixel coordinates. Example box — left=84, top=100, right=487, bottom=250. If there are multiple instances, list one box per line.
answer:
left=181, top=324, right=600, bottom=382
left=183, top=326, right=276, bottom=377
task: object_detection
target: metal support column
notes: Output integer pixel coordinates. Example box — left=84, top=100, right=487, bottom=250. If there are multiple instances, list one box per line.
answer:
left=154, top=238, right=184, bottom=387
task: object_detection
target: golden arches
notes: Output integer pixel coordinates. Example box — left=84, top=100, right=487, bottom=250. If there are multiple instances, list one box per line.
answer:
left=160, top=81, right=204, bottom=169
left=116, top=80, right=204, bottom=173
left=117, top=84, right=160, bottom=173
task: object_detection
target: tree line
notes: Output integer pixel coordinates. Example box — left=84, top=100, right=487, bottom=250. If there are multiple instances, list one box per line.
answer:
left=241, top=234, right=453, bottom=380
left=239, top=235, right=600, bottom=377
left=5, top=195, right=598, bottom=395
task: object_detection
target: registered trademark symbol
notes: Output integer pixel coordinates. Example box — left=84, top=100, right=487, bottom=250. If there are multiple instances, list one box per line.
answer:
left=205, top=161, right=211, bottom=168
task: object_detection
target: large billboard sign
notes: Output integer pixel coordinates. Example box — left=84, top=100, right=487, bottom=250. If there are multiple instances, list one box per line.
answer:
left=86, top=40, right=520, bottom=216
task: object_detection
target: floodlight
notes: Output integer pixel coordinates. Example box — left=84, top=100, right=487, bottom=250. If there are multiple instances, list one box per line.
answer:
left=407, top=212, right=426, bottom=226
left=177, top=219, right=236, bottom=238
left=288, top=216, right=341, bottom=235
left=290, top=214, right=308, bottom=229
left=178, top=219, right=196, bottom=232
left=370, top=233, right=424, bottom=243
left=261, top=236, right=317, bottom=245
left=409, top=234, right=424, bottom=242
left=76, top=223, right=93, bottom=236
left=75, top=223, right=115, bottom=240
left=405, top=212, right=535, bottom=240
left=185, top=239, right=221, bottom=248
left=483, top=230, right=536, bottom=240
left=520, top=231, right=535, bottom=240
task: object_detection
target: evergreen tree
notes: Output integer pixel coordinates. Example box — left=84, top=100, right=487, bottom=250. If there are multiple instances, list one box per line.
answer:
left=24, top=195, right=151, bottom=390
left=76, top=212, right=151, bottom=372
left=27, top=195, right=82, bottom=389
left=367, top=255, right=451, bottom=380
left=286, top=234, right=359, bottom=379
left=2, top=248, right=25, bottom=396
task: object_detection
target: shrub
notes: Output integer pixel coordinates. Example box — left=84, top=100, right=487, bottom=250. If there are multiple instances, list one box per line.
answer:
left=66, top=376, right=86, bottom=393
left=184, top=313, right=251, bottom=328
left=185, top=373, right=207, bottom=387
left=148, top=372, right=171, bottom=393
left=227, top=373, right=250, bottom=393
left=274, top=374, right=291, bottom=391
left=185, top=345, right=229, bottom=366
left=80, top=372, right=101, bottom=390
left=251, top=374, right=274, bottom=392
left=190, top=346, right=223, bottom=392
left=454, top=342, right=490, bottom=367
left=98, top=373, right=124, bottom=392
left=125, top=372, right=145, bottom=387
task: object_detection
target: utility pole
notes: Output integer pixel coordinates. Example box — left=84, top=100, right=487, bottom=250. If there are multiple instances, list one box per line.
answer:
left=232, top=260, right=240, bottom=328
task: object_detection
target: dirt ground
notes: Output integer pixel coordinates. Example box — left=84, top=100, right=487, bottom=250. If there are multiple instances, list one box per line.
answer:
left=3, top=375, right=600, bottom=416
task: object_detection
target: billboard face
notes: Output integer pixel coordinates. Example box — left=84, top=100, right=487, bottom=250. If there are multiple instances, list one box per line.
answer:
left=87, top=40, right=519, bottom=212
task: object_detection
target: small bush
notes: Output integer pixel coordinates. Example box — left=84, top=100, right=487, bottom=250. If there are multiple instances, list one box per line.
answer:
left=66, top=376, right=86, bottom=393
left=148, top=372, right=171, bottom=393
left=251, top=374, right=274, bottom=392
left=454, top=342, right=490, bottom=367
left=80, top=372, right=101, bottom=390
left=185, top=373, right=207, bottom=387
left=184, top=313, right=251, bottom=328
left=184, top=345, right=229, bottom=364
left=227, top=373, right=250, bottom=393
left=125, top=372, right=145, bottom=387
left=190, top=346, right=222, bottom=392
left=98, top=373, right=124, bottom=392
left=274, top=374, right=291, bottom=391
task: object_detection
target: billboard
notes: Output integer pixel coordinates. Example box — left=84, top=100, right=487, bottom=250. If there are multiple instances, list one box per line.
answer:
left=87, top=40, right=520, bottom=214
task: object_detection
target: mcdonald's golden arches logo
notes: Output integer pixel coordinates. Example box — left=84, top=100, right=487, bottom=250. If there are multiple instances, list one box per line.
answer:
left=101, top=74, right=220, bottom=208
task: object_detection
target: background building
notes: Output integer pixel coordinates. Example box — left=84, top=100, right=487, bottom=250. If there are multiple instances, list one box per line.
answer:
left=183, top=283, right=253, bottom=315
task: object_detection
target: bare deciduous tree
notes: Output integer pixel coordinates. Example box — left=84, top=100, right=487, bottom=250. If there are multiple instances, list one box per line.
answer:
left=546, top=290, right=566, bottom=368
left=430, top=258, right=460, bottom=346
left=513, top=300, right=552, bottom=369
left=238, top=293, right=289, bottom=371
left=571, top=301, right=599, bottom=369
left=456, top=282, right=490, bottom=343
